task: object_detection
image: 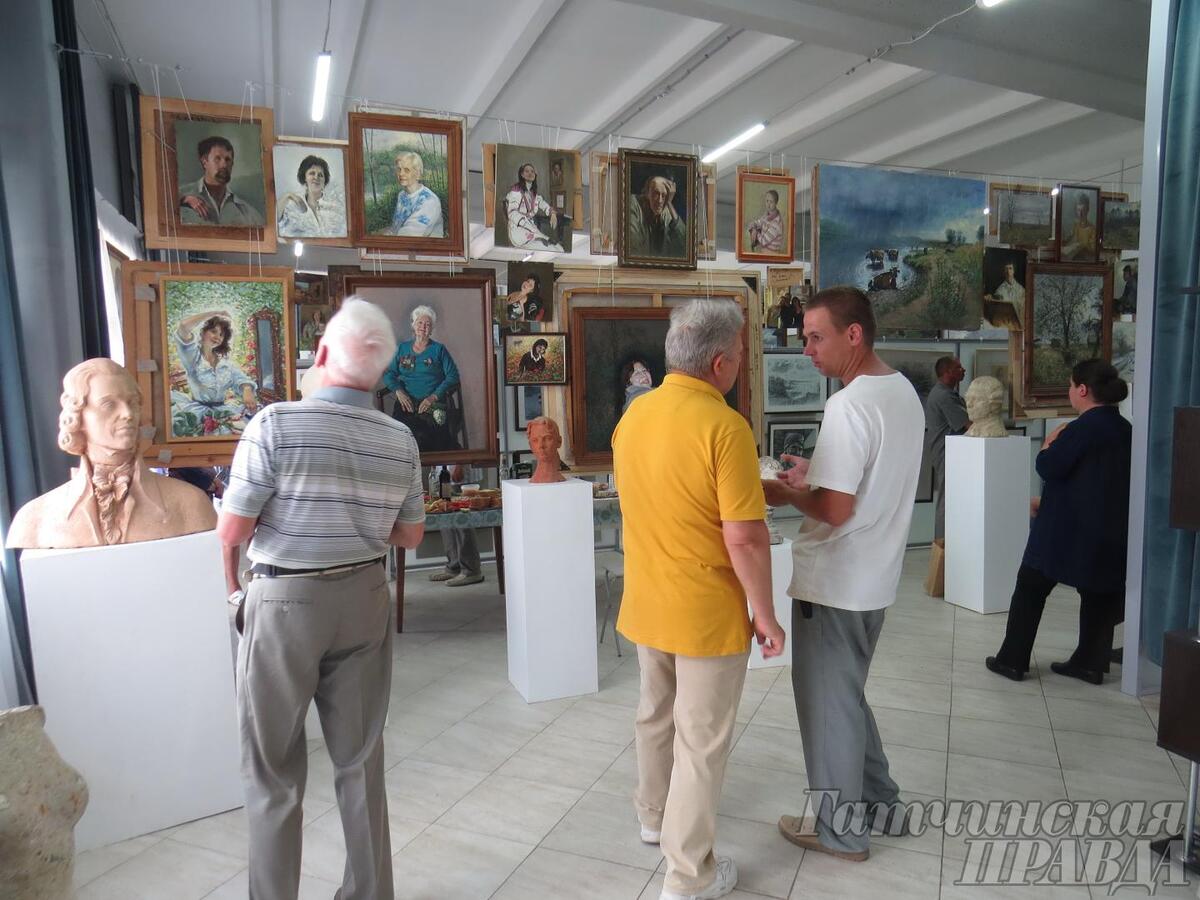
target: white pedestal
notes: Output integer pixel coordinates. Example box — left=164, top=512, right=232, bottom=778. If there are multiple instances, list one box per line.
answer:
left=749, top=539, right=795, bottom=669
left=945, top=436, right=1031, bottom=615
left=20, top=530, right=241, bottom=851
left=502, top=478, right=598, bottom=702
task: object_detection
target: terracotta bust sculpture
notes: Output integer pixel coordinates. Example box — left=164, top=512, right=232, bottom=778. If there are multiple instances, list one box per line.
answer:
left=0, top=706, right=88, bottom=900
left=527, top=416, right=566, bottom=484
left=964, top=376, right=1008, bottom=438
left=5, top=359, right=217, bottom=549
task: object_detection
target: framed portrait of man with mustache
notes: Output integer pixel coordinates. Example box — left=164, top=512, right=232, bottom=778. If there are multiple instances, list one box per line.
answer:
left=139, top=96, right=277, bottom=253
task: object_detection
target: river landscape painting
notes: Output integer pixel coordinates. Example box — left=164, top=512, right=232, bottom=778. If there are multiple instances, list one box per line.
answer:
left=814, top=163, right=987, bottom=333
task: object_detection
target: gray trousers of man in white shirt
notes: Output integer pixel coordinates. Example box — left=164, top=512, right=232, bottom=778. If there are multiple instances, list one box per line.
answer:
left=237, top=561, right=393, bottom=900
left=791, top=599, right=902, bottom=854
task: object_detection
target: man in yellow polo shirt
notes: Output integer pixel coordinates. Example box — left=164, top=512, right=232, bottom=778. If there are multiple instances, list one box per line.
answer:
left=614, top=298, right=784, bottom=900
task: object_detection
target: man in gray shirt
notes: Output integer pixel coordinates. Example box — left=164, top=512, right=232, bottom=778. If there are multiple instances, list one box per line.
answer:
left=925, top=356, right=969, bottom=538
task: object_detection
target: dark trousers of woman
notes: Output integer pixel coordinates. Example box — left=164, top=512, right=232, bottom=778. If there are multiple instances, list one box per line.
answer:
left=995, top=565, right=1125, bottom=674
left=392, top=409, right=458, bottom=452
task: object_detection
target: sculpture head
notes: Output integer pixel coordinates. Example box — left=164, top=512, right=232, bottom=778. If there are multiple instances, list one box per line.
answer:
left=527, top=416, right=564, bottom=484
left=965, top=376, right=1005, bottom=424
left=58, top=359, right=142, bottom=463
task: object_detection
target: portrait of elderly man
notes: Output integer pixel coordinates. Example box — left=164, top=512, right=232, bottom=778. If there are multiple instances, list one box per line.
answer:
left=6, top=358, right=216, bottom=549
left=218, top=298, right=426, bottom=900
left=615, top=298, right=783, bottom=900
left=179, top=135, right=266, bottom=227
left=627, top=172, right=688, bottom=259
left=388, top=150, right=444, bottom=237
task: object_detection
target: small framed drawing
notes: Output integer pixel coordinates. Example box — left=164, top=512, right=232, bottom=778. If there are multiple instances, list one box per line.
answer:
left=504, top=333, right=568, bottom=385
left=272, top=137, right=350, bottom=244
left=512, top=385, right=544, bottom=431
left=1056, top=184, right=1101, bottom=262
left=736, top=171, right=796, bottom=263
left=763, top=351, right=826, bottom=413
left=767, top=420, right=820, bottom=463
left=139, top=96, right=276, bottom=253
left=617, top=148, right=698, bottom=270
left=347, top=111, right=465, bottom=256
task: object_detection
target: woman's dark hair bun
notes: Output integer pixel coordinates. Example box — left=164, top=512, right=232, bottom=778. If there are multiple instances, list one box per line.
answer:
left=1071, top=358, right=1127, bottom=404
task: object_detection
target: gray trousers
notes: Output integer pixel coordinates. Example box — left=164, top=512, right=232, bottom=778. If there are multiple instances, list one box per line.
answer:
left=444, top=528, right=480, bottom=576
left=791, top=600, right=900, bottom=854
left=237, top=561, right=393, bottom=900
left=933, top=461, right=947, bottom=540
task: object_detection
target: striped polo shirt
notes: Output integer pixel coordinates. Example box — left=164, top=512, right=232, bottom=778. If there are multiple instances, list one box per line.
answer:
left=223, top=386, right=424, bottom=568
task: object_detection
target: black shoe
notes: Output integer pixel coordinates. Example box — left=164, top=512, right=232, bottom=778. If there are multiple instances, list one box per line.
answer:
left=985, top=656, right=1024, bottom=682
left=1049, top=661, right=1103, bottom=685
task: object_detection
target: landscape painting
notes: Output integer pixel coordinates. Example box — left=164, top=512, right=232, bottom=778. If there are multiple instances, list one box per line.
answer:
left=815, top=163, right=986, bottom=333
left=989, top=183, right=1053, bottom=249
left=1102, top=200, right=1140, bottom=250
left=1025, top=263, right=1111, bottom=404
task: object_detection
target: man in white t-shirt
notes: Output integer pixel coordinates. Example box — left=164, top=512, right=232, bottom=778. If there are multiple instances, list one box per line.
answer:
left=762, top=286, right=924, bottom=862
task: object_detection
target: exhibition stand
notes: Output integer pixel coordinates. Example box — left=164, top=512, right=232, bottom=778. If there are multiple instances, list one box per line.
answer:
left=501, top=478, right=599, bottom=702
left=749, top=538, right=795, bottom=670
left=20, top=530, right=241, bottom=851
left=944, top=436, right=1031, bottom=615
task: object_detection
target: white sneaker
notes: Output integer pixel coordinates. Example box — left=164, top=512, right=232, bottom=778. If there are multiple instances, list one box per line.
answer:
left=660, top=856, right=737, bottom=900
left=640, top=825, right=661, bottom=844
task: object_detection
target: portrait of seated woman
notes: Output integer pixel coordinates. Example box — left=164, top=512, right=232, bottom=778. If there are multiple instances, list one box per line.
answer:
left=383, top=304, right=462, bottom=451
left=170, top=311, right=259, bottom=437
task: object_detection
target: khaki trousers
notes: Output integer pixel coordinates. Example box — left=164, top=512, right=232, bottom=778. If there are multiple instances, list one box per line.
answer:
left=237, top=561, right=393, bottom=900
left=634, top=644, right=749, bottom=895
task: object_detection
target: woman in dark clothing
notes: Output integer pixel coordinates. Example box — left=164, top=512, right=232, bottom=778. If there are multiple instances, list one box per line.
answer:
left=986, top=359, right=1132, bottom=685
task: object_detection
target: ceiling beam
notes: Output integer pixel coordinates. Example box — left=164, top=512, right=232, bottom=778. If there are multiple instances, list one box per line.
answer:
left=713, top=61, right=932, bottom=177
left=328, top=0, right=376, bottom=140
left=461, top=0, right=567, bottom=132
left=257, top=0, right=277, bottom=123
left=604, top=32, right=796, bottom=152
left=615, top=0, right=1145, bottom=119
left=565, top=17, right=727, bottom=147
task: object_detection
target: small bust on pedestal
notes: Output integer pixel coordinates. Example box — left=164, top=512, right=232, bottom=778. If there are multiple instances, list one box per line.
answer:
left=5, top=359, right=217, bottom=549
left=527, top=416, right=566, bottom=485
left=964, top=376, right=1009, bottom=438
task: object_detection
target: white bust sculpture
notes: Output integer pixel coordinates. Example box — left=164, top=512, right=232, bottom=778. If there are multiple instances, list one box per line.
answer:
left=5, top=359, right=217, bottom=549
left=0, top=706, right=88, bottom=900
left=964, top=376, right=1008, bottom=438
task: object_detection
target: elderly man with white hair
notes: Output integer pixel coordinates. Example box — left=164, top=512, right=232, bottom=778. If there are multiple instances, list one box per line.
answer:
left=218, top=297, right=425, bottom=900
left=389, top=150, right=444, bottom=236
left=614, top=298, right=784, bottom=900
left=627, top=173, right=687, bottom=258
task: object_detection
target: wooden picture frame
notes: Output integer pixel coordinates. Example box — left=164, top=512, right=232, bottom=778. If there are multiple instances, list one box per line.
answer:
left=568, top=305, right=749, bottom=467
left=272, top=136, right=351, bottom=246
left=736, top=171, right=796, bottom=263
left=331, top=269, right=498, bottom=467
left=591, top=153, right=713, bottom=260
left=1055, top=184, right=1102, bottom=263
left=1023, top=262, right=1112, bottom=406
left=347, top=112, right=465, bottom=256
left=139, top=96, right=276, bottom=253
left=617, top=148, right=698, bottom=270
left=513, top=385, right=543, bottom=431
left=121, top=261, right=295, bottom=467
left=504, top=333, right=569, bottom=385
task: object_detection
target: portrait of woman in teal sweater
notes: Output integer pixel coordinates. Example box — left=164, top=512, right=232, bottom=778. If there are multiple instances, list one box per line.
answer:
left=384, top=304, right=462, bottom=451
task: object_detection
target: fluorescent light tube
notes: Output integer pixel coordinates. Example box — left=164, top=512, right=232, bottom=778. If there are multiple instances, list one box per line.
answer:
left=311, top=53, right=332, bottom=122
left=701, top=123, right=766, bottom=164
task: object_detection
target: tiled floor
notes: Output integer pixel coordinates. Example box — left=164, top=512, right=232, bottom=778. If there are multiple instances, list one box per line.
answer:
left=74, top=549, right=1198, bottom=899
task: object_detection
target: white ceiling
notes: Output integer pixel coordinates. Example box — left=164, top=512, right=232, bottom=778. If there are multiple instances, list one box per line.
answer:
left=75, top=0, right=1149, bottom=260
